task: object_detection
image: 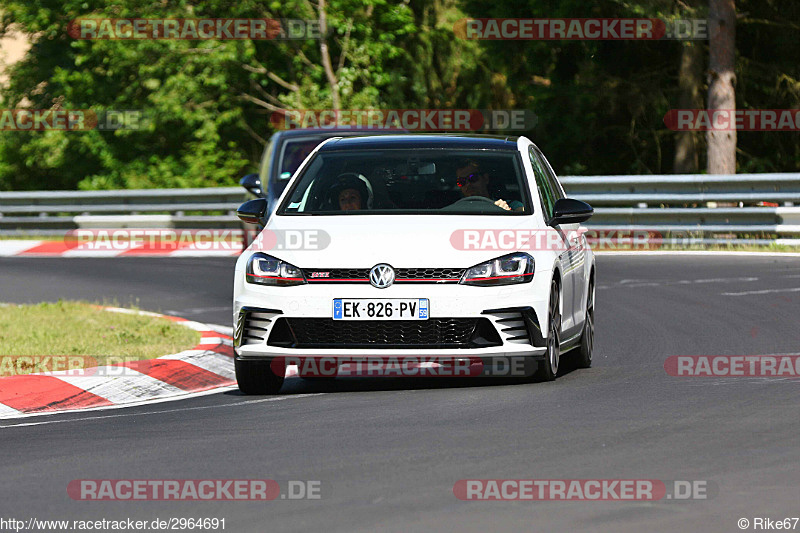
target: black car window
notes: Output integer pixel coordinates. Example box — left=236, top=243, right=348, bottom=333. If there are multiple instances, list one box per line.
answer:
left=278, top=149, right=530, bottom=215
left=529, top=146, right=556, bottom=220
left=534, top=146, right=565, bottom=202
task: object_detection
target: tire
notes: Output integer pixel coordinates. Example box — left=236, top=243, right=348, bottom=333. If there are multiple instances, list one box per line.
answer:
left=235, top=358, right=284, bottom=395
left=535, top=279, right=561, bottom=381
left=576, top=279, right=594, bottom=369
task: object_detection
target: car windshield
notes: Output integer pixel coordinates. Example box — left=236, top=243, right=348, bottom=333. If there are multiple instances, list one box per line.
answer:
left=277, top=149, right=529, bottom=215
left=278, top=138, right=325, bottom=178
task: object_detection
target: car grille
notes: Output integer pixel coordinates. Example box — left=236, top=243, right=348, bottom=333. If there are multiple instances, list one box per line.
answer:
left=482, top=306, right=545, bottom=348
left=489, top=312, right=530, bottom=344
left=303, top=267, right=464, bottom=283
left=235, top=308, right=282, bottom=347
left=304, top=268, right=369, bottom=281
left=267, top=318, right=501, bottom=348
left=395, top=268, right=464, bottom=281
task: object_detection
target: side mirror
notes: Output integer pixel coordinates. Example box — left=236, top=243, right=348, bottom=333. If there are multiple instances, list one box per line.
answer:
left=240, top=173, right=263, bottom=197
left=548, top=198, right=593, bottom=226
left=237, top=198, right=268, bottom=225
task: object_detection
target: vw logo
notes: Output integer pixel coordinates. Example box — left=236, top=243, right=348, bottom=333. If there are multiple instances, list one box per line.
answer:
left=369, top=264, right=395, bottom=289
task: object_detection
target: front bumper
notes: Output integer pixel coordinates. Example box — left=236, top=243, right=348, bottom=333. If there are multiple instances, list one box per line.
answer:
left=233, top=276, right=550, bottom=361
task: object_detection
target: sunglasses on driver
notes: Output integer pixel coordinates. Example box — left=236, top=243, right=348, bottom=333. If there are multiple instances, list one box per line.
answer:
left=456, top=173, right=482, bottom=187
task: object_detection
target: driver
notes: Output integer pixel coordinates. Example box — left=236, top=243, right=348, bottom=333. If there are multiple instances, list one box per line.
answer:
left=456, top=159, right=524, bottom=211
left=327, top=173, right=370, bottom=211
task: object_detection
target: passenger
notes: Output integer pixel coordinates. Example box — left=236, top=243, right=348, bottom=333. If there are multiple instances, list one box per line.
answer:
left=328, top=174, right=370, bottom=211
left=338, top=188, right=363, bottom=211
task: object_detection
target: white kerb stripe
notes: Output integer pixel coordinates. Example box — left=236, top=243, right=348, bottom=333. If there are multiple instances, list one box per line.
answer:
left=198, top=337, right=233, bottom=346
left=54, top=367, right=184, bottom=404
left=169, top=249, right=240, bottom=257
left=103, top=307, right=163, bottom=318
left=0, top=241, right=46, bottom=256
left=162, top=350, right=235, bottom=380
left=62, top=249, right=126, bottom=258
left=0, top=403, right=22, bottom=418
left=179, top=321, right=219, bottom=332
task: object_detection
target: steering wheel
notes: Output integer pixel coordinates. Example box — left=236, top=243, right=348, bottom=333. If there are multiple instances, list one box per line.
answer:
left=445, top=195, right=507, bottom=212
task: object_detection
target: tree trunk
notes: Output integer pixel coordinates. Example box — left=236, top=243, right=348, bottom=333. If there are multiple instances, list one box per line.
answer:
left=706, top=0, right=736, bottom=174
left=674, top=41, right=703, bottom=173
left=318, top=0, right=341, bottom=110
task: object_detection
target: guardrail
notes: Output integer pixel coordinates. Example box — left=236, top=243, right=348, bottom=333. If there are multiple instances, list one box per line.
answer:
left=1, top=174, right=799, bottom=245
left=559, top=173, right=800, bottom=243
left=559, top=173, right=800, bottom=206
left=0, top=187, right=246, bottom=234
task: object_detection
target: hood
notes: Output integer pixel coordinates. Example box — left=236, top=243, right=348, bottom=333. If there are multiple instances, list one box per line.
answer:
left=250, top=214, right=538, bottom=269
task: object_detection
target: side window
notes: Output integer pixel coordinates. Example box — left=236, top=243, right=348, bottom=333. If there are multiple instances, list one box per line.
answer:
left=258, top=138, right=275, bottom=191
left=529, top=146, right=556, bottom=220
left=534, top=147, right=565, bottom=201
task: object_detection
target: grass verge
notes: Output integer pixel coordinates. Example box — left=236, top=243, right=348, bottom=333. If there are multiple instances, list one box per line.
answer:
left=0, top=301, right=200, bottom=375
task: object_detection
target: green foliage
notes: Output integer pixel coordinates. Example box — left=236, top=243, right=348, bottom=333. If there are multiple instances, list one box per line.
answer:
left=0, top=0, right=797, bottom=190
left=458, top=0, right=800, bottom=174
left=0, top=0, right=416, bottom=190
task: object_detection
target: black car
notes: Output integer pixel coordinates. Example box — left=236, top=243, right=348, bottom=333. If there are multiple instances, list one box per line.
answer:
left=239, top=128, right=408, bottom=240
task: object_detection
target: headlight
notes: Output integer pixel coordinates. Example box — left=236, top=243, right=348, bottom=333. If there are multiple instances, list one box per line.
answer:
left=460, top=252, right=534, bottom=286
left=246, top=253, right=306, bottom=286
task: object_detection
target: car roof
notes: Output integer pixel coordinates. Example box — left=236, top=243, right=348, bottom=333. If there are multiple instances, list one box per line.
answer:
left=317, top=134, right=521, bottom=151
left=269, top=128, right=408, bottom=140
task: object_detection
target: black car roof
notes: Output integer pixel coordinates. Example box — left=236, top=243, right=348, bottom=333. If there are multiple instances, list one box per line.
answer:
left=270, top=128, right=407, bottom=140
left=317, top=134, right=521, bottom=151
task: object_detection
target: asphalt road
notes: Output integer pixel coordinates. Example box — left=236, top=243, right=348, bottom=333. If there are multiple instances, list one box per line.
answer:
left=1, top=255, right=798, bottom=533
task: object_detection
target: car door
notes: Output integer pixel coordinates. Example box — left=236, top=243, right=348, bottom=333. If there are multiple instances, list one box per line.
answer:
left=528, top=146, right=576, bottom=336
left=534, top=146, right=586, bottom=337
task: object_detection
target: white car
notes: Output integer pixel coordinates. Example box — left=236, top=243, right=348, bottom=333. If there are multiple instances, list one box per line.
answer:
left=233, top=135, right=595, bottom=394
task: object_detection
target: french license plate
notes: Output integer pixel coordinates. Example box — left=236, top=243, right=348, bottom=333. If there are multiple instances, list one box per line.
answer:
left=333, top=299, right=429, bottom=320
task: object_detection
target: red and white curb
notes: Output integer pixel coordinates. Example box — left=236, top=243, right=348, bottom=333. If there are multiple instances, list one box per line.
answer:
left=0, top=308, right=237, bottom=419
left=0, top=240, right=240, bottom=257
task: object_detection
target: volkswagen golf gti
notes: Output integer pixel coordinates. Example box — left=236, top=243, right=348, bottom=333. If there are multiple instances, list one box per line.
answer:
left=233, top=135, right=595, bottom=394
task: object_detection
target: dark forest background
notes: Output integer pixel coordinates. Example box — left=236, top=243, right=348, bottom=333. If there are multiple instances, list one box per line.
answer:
left=0, top=0, right=797, bottom=191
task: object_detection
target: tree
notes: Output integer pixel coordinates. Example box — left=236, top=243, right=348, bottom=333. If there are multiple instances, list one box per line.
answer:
left=0, top=0, right=416, bottom=190
left=673, top=0, right=704, bottom=174
left=0, top=0, right=797, bottom=190
left=706, top=0, right=737, bottom=174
